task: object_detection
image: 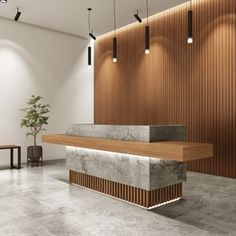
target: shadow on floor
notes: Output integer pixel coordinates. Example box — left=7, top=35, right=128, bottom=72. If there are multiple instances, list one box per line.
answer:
left=150, top=192, right=236, bottom=235
left=53, top=176, right=70, bottom=184
left=0, top=166, right=13, bottom=171
left=151, top=196, right=204, bottom=218
left=43, top=159, right=66, bottom=166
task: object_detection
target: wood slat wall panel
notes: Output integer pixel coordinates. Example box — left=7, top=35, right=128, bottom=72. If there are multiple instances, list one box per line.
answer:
left=94, top=0, right=236, bottom=178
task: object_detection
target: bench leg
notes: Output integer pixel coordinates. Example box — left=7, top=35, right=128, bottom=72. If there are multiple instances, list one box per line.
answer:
left=17, top=147, right=21, bottom=169
left=10, top=148, right=14, bottom=168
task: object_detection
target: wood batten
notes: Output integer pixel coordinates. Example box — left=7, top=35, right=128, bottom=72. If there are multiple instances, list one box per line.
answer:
left=42, top=134, right=213, bottom=162
left=94, top=0, right=236, bottom=178
left=70, top=170, right=182, bottom=209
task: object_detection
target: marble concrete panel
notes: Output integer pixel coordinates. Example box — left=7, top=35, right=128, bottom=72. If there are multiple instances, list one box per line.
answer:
left=66, top=147, right=186, bottom=190
left=66, top=124, right=187, bottom=142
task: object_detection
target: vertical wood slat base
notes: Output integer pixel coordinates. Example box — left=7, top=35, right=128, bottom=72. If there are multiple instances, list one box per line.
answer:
left=69, top=170, right=182, bottom=209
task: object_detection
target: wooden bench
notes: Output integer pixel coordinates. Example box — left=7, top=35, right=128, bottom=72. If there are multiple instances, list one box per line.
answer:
left=0, top=145, right=21, bottom=169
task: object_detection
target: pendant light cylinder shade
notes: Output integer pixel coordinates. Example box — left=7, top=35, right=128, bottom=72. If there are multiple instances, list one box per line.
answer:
left=145, top=26, right=150, bottom=54
left=88, top=46, right=92, bottom=66
left=187, top=10, right=193, bottom=44
left=113, top=37, right=117, bottom=63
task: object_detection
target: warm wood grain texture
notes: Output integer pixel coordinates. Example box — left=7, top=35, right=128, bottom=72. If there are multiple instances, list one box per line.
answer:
left=94, top=0, right=236, bottom=178
left=70, top=170, right=182, bottom=209
left=42, top=134, right=213, bottom=162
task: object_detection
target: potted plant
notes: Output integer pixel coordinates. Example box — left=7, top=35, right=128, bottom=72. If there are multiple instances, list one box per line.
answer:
left=21, top=95, right=50, bottom=165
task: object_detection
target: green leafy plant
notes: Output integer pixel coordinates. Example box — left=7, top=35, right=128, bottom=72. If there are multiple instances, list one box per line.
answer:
left=21, top=95, right=50, bottom=146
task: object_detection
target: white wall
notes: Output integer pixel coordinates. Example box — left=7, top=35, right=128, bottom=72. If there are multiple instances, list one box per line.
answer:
left=0, top=18, right=94, bottom=165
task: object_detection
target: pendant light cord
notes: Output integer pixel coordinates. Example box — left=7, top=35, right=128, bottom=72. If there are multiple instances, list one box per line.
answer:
left=88, top=10, right=91, bottom=34
left=146, top=0, right=149, bottom=26
left=88, top=9, right=91, bottom=45
left=113, top=0, right=117, bottom=37
left=190, top=0, right=192, bottom=10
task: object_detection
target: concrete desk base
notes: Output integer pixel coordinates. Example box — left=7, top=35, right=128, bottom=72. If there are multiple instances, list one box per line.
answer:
left=67, top=146, right=186, bottom=209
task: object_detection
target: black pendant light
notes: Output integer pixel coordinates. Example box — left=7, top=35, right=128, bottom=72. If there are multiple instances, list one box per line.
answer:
left=113, top=37, right=117, bottom=63
left=14, top=8, right=22, bottom=22
left=88, top=46, right=92, bottom=66
left=87, top=8, right=93, bottom=66
left=145, top=0, right=150, bottom=54
left=113, top=0, right=117, bottom=63
left=134, top=10, right=142, bottom=23
left=187, top=0, right=193, bottom=44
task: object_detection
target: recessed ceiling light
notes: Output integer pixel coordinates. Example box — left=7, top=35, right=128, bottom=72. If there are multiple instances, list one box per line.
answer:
left=0, top=0, right=7, bottom=3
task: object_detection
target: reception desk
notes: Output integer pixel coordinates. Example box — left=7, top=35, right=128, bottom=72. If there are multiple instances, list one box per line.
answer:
left=42, top=124, right=213, bottom=209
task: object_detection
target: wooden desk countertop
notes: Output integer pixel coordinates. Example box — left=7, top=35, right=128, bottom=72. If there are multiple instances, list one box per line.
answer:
left=42, top=134, right=213, bottom=162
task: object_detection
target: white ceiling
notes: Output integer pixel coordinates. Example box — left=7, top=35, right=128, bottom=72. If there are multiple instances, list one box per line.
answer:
left=0, top=0, right=188, bottom=38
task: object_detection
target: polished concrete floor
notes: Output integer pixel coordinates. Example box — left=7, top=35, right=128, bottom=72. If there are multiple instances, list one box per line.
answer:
left=0, top=160, right=235, bottom=236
